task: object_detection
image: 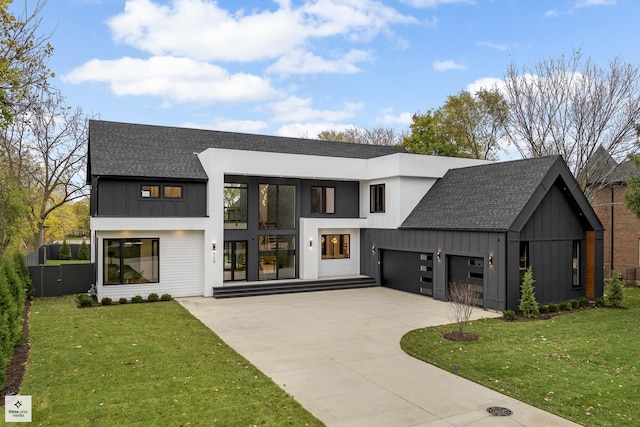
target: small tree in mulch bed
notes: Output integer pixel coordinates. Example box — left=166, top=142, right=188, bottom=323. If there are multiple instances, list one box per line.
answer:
left=444, top=281, right=481, bottom=341
left=59, top=240, right=72, bottom=260
left=519, top=266, right=540, bottom=318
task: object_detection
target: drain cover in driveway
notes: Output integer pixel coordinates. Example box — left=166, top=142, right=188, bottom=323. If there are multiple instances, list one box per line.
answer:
left=486, top=407, right=513, bottom=416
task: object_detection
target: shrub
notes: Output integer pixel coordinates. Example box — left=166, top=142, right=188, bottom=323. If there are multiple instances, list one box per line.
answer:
left=119, top=297, right=128, bottom=304
left=59, top=240, right=72, bottom=260
left=607, top=270, right=624, bottom=307
left=503, top=310, right=516, bottom=321
left=147, top=293, right=159, bottom=302
left=548, top=303, right=559, bottom=313
left=595, top=297, right=606, bottom=307
left=518, top=266, right=539, bottom=318
left=560, top=301, right=573, bottom=311
left=447, top=281, right=481, bottom=334
left=579, top=297, right=590, bottom=307
left=160, top=293, right=172, bottom=302
left=101, top=297, right=113, bottom=305
left=78, top=294, right=93, bottom=307
left=131, top=295, right=143, bottom=304
left=539, top=305, right=550, bottom=314
left=77, top=240, right=90, bottom=260
left=570, top=299, right=579, bottom=309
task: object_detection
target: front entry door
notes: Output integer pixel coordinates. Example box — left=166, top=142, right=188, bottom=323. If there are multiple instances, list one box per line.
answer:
left=224, top=241, right=247, bottom=281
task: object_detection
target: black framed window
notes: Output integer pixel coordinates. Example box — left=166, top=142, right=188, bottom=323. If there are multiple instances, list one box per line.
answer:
left=572, top=240, right=580, bottom=288
left=311, top=187, right=335, bottom=214
left=259, top=184, right=296, bottom=229
left=164, top=185, right=183, bottom=198
left=141, top=185, right=160, bottom=198
left=370, top=184, right=385, bottom=213
left=104, top=238, right=159, bottom=285
left=519, top=241, right=529, bottom=270
left=321, top=234, right=350, bottom=259
left=224, top=183, right=248, bottom=229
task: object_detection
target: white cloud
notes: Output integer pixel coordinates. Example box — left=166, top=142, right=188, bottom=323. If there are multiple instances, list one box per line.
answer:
left=265, top=96, right=363, bottom=123
left=466, top=77, right=505, bottom=94
left=544, top=9, right=561, bottom=18
left=107, top=0, right=415, bottom=62
left=64, top=56, right=278, bottom=103
left=277, top=122, right=348, bottom=138
left=376, top=109, right=413, bottom=126
left=575, top=0, right=616, bottom=7
left=476, top=40, right=517, bottom=52
left=433, top=60, right=467, bottom=72
left=181, top=119, right=269, bottom=134
left=401, top=0, right=474, bottom=8
left=266, top=49, right=373, bottom=75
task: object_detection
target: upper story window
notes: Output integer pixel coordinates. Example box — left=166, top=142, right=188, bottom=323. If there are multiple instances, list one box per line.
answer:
left=311, top=186, right=335, bottom=214
left=259, top=184, right=296, bottom=229
left=370, top=184, right=385, bottom=213
left=164, top=186, right=183, bottom=198
left=140, top=184, right=183, bottom=199
left=141, top=185, right=160, bottom=198
left=224, top=183, right=248, bottom=229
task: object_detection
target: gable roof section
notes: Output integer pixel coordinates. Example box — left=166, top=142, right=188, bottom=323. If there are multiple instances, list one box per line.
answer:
left=88, top=120, right=406, bottom=180
left=401, top=155, right=603, bottom=232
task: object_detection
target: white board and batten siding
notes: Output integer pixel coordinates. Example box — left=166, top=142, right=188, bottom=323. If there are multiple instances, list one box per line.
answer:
left=98, top=230, right=204, bottom=300
left=318, top=229, right=360, bottom=278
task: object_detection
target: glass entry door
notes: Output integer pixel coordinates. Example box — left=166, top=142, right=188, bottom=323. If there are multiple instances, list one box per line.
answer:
left=224, top=241, right=247, bottom=281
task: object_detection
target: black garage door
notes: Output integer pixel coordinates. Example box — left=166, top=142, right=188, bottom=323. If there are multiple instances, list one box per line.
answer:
left=448, top=255, right=484, bottom=306
left=381, top=250, right=433, bottom=296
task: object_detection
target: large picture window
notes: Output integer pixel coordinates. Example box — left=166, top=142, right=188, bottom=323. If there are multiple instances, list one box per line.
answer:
left=321, top=234, right=350, bottom=259
left=311, top=187, right=335, bottom=214
left=259, top=184, right=296, bottom=229
left=224, top=183, right=248, bottom=229
left=104, top=238, right=159, bottom=285
left=370, top=184, right=385, bottom=213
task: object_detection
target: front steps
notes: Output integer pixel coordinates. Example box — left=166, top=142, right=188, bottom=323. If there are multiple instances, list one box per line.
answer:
left=212, top=276, right=377, bottom=298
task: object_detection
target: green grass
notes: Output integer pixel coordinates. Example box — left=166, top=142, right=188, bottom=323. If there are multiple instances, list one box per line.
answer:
left=19, top=296, right=324, bottom=426
left=44, top=260, right=90, bottom=266
left=401, top=287, right=640, bottom=427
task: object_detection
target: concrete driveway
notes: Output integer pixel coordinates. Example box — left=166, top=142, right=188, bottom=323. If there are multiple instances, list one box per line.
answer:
left=178, top=287, right=580, bottom=427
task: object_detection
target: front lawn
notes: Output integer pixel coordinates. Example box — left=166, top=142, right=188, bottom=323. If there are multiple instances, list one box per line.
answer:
left=401, top=287, right=640, bottom=427
left=20, top=296, right=324, bottom=426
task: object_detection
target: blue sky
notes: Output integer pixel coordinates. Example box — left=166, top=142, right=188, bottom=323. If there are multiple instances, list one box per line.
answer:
left=28, top=0, right=640, bottom=143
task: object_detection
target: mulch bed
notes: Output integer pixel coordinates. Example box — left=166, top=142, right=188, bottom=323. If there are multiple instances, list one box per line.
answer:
left=1, top=300, right=31, bottom=407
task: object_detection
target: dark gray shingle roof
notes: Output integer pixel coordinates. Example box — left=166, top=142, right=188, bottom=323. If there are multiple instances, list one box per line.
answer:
left=88, top=120, right=406, bottom=180
left=400, top=156, right=563, bottom=231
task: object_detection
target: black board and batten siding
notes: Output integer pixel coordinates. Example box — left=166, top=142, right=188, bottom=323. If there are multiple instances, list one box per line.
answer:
left=92, top=179, right=207, bottom=217
left=299, top=179, right=360, bottom=218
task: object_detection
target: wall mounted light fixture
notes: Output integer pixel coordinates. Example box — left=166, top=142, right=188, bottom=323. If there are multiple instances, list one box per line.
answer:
left=212, top=243, right=216, bottom=251
left=437, top=251, right=441, bottom=260
left=309, top=239, right=313, bottom=248
left=489, top=255, right=493, bottom=266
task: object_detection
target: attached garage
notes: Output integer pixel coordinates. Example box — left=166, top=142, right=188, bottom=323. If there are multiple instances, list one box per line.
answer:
left=381, top=250, right=434, bottom=297
left=447, top=255, right=484, bottom=306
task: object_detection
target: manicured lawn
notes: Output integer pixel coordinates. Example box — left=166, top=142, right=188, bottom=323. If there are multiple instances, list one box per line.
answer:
left=44, top=260, right=90, bottom=266
left=21, top=296, right=324, bottom=426
left=401, top=287, right=640, bottom=427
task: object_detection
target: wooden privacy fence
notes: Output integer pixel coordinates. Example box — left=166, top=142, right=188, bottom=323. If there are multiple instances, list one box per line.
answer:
left=28, top=264, right=96, bottom=297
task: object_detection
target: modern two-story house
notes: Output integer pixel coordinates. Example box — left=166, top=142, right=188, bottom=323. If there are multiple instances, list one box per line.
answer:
left=88, top=120, right=604, bottom=311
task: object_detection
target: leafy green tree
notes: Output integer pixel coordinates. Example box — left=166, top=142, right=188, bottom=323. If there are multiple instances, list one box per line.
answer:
left=317, top=125, right=405, bottom=146
left=402, top=89, right=507, bottom=159
left=0, top=165, right=31, bottom=251
left=623, top=127, right=640, bottom=218
left=59, top=239, right=72, bottom=260
left=519, top=266, right=540, bottom=318
left=77, top=240, right=89, bottom=261
left=0, top=0, right=53, bottom=128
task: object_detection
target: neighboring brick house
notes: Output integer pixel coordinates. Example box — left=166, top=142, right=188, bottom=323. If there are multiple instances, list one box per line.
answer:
left=587, top=147, right=640, bottom=279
